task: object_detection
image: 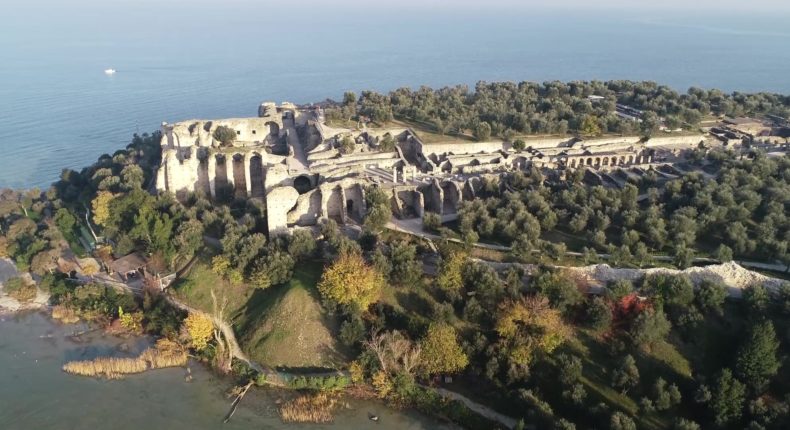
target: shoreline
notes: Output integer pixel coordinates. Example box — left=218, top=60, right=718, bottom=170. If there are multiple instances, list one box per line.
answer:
left=0, top=257, right=49, bottom=314
left=0, top=300, right=457, bottom=428
left=0, top=310, right=461, bottom=429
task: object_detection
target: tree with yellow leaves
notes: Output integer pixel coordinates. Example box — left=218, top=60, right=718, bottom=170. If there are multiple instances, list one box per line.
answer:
left=419, top=323, right=468, bottom=377
left=118, top=307, right=143, bottom=332
left=184, top=312, right=214, bottom=351
left=91, top=191, right=115, bottom=227
left=496, top=296, right=572, bottom=364
left=436, top=251, right=466, bottom=295
left=317, top=250, right=383, bottom=311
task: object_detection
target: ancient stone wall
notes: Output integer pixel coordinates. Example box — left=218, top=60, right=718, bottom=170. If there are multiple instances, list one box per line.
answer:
left=287, top=189, right=322, bottom=226
left=392, top=187, right=424, bottom=218
left=266, top=186, right=299, bottom=236
left=422, top=140, right=507, bottom=157
left=420, top=180, right=444, bottom=215
left=343, top=184, right=366, bottom=221
left=644, top=134, right=706, bottom=147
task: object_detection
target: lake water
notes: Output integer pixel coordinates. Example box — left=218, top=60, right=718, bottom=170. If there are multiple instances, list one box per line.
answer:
left=0, top=312, right=451, bottom=430
left=1, top=3, right=789, bottom=189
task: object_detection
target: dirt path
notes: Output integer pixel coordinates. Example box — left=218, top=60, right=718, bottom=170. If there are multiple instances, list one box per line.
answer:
left=424, top=385, right=517, bottom=429
left=164, top=295, right=265, bottom=373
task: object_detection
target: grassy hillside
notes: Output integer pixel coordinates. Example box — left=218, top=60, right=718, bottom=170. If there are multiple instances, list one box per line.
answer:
left=173, top=260, right=347, bottom=370
left=232, top=262, right=347, bottom=369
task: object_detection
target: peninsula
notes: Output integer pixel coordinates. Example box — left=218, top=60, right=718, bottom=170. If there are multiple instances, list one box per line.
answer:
left=2, top=80, right=790, bottom=430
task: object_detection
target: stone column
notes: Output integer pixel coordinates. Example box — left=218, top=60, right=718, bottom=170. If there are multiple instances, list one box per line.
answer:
left=392, top=166, right=398, bottom=183
left=207, top=155, right=217, bottom=198
left=156, top=162, right=168, bottom=192
left=226, top=156, right=234, bottom=190
left=244, top=154, right=252, bottom=196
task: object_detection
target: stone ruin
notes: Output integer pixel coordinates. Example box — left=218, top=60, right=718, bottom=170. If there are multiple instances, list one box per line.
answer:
left=156, top=102, right=709, bottom=235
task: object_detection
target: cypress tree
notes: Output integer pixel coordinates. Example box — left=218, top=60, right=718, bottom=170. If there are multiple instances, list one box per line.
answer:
left=735, top=320, right=780, bottom=392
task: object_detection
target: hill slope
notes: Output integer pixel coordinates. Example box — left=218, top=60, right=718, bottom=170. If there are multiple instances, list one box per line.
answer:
left=233, top=262, right=347, bottom=369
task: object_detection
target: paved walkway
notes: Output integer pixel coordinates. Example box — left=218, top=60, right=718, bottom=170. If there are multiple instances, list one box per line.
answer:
left=284, top=118, right=309, bottom=173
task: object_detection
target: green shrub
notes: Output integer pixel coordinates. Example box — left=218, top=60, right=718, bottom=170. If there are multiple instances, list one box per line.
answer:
left=212, top=126, right=236, bottom=146
left=286, top=375, right=351, bottom=391
left=423, top=212, right=442, bottom=232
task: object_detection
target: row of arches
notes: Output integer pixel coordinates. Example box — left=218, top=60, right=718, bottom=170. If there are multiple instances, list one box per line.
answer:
left=566, top=154, right=651, bottom=169
left=419, top=180, right=463, bottom=216
left=198, top=152, right=266, bottom=198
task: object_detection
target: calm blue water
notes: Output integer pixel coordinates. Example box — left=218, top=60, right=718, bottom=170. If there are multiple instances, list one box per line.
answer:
left=2, top=3, right=789, bottom=189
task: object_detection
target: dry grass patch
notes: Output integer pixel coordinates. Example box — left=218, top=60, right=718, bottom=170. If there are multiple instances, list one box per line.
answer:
left=51, top=305, right=80, bottom=324
left=279, top=393, right=337, bottom=423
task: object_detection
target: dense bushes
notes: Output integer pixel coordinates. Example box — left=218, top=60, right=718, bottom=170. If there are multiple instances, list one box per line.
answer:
left=285, top=375, right=351, bottom=391
left=456, top=152, right=790, bottom=268
left=328, top=81, right=790, bottom=139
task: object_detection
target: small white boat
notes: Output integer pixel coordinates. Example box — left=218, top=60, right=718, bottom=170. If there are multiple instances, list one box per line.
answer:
left=104, top=68, right=116, bottom=75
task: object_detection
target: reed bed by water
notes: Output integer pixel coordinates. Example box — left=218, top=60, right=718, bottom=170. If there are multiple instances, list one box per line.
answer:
left=140, top=339, right=188, bottom=368
left=51, top=305, right=80, bottom=324
left=63, top=339, right=187, bottom=379
left=279, top=393, right=337, bottom=424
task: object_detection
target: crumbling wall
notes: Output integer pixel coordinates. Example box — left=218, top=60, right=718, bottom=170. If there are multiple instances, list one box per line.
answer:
left=343, top=184, right=366, bottom=221
left=287, top=188, right=322, bottom=226
left=393, top=187, right=424, bottom=219
left=441, top=181, right=462, bottom=215
left=157, top=149, right=200, bottom=197
left=645, top=135, right=706, bottom=147
left=321, top=184, right=346, bottom=223
left=266, top=186, right=299, bottom=236
left=420, top=180, right=444, bottom=215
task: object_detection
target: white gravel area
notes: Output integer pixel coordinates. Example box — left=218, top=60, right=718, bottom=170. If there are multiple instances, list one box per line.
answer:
left=564, top=261, right=786, bottom=298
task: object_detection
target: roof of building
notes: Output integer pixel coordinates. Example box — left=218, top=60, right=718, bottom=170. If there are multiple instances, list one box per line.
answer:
left=109, top=252, right=148, bottom=274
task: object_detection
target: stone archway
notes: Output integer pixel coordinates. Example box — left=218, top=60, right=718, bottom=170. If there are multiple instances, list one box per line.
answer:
left=215, top=154, right=229, bottom=188
left=293, top=175, right=314, bottom=194
left=266, top=121, right=280, bottom=137
left=249, top=153, right=264, bottom=198
left=232, top=153, right=247, bottom=197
